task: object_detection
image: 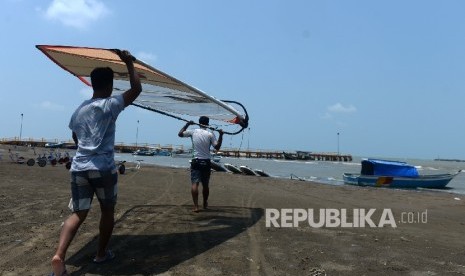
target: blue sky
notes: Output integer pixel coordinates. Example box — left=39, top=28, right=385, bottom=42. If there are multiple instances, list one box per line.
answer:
left=1, top=0, right=465, bottom=160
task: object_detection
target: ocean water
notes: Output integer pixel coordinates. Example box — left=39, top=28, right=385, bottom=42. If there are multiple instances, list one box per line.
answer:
left=115, top=154, right=465, bottom=195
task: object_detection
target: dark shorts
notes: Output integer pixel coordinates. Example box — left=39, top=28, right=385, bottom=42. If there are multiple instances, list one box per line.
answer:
left=69, top=169, right=118, bottom=212
left=190, top=159, right=211, bottom=188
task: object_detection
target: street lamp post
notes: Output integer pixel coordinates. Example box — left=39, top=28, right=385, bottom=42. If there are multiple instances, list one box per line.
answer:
left=247, top=127, right=250, bottom=150
left=337, top=132, right=340, bottom=156
left=19, top=113, right=23, bottom=142
left=136, top=120, right=139, bottom=147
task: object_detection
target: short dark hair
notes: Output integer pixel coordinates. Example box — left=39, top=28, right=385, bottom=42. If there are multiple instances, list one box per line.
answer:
left=199, top=116, right=209, bottom=125
left=90, top=67, right=114, bottom=90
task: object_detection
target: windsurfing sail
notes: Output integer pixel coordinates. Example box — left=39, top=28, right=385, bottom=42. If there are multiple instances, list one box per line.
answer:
left=36, top=45, right=248, bottom=135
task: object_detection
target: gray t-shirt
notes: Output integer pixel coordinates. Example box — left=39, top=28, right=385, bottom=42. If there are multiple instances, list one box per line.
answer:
left=182, top=128, right=218, bottom=160
left=69, top=94, right=125, bottom=171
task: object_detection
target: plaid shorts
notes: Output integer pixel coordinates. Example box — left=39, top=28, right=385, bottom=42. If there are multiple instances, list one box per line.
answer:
left=69, top=169, right=118, bottom=212
left=190, top=159, right=211, bottom=188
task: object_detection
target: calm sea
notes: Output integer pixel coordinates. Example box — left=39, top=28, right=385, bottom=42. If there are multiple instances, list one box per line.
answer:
left=115, top=154, right=465, bottom=195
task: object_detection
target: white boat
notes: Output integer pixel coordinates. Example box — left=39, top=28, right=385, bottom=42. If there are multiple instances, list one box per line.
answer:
left=133, top=149, right=156, bottom=156
left=210, top=161, right=228, bottom=172
left=224, top=163, right=242, bottom=174
left=45, top=142, right=65, bottom=148
left=254, top=169, right=270, bottom=177
left=239, top=165, right=257, bottom=176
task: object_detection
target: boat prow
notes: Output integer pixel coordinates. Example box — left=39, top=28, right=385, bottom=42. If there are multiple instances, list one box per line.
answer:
left=210, top=161, right=228, bottom=172
left=239, top=165, right=257, bottom=176
left=224, top=163, right=242, bottom=174
left=254, top=169, right=270, bottom=177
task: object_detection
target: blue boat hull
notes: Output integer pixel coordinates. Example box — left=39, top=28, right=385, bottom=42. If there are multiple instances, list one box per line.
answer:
left=343, top=172, right=458, bottom=189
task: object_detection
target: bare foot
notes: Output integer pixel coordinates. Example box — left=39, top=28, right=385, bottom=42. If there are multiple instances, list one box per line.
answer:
left=51, top=255, right=68, bottom=276
left=192, top=207, right=200, bottom=213
left=203, top=201, right=208, bottom=209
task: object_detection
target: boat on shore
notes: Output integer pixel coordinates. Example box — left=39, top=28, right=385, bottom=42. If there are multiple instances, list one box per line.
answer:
left=254, top=169, right=270, bottom=177
left=239, top=165, right=257, bottom=176
left=224, top=163, right=242, bottom=174
left=343, top=159, right=460, bottom=189
left=210, top=161, right=228, bottom=172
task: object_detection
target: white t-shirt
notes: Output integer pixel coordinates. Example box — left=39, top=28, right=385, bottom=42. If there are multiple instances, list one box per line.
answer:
left=69, top=94, right=125, bottom=171
left=182, top=128, right=218, bottom=160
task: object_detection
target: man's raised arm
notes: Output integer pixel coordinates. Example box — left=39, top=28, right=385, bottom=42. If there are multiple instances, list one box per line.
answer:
left=117, top=50, right=142, bottom=107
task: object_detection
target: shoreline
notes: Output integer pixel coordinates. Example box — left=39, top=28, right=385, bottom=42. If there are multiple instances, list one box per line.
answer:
left=1, top=150, right=465, bottom=275
left=0, top=144, right=465, bottom=196
left=3, top=144, right=464, bottom=196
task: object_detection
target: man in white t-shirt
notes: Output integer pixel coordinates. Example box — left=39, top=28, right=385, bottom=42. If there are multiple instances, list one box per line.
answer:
left=51, top=50, right=142, bottom=276
left=178, top=116, right=223, bottom=212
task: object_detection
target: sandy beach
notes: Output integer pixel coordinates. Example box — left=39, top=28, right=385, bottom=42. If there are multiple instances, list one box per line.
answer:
left=1, top=146, right=465, bottom=275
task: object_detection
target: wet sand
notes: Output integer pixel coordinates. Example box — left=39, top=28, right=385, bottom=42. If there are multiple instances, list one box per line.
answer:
left=0, top=146, right=465, bottom=275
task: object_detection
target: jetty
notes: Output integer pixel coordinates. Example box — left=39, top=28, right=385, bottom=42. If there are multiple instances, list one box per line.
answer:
left=218, top=149, right=352, bottom=162
left=0, top=137, right=352, bottom=162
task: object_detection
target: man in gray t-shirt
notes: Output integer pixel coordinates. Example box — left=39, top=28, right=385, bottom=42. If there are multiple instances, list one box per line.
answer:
left=178, top=116, right=223, bottom=212
left=51, top=50, right=142, bottom=276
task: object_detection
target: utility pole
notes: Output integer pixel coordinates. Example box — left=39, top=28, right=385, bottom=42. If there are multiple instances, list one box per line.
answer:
left=247, top=127, right=250, bottom=150
left=337, top=132, right=340, bottom=156
left=19, top=113, right=23, bottom=142
left=136, top=120, right=139, bottom=147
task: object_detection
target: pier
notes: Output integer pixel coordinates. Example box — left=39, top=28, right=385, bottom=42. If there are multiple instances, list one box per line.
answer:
left=218, top=149, right=352, bottom=162
left=0, top=137, right=352, bottom=162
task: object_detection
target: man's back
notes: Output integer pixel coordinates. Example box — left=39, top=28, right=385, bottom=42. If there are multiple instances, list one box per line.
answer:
left=185, top=128, right=217, bottom=160
left=69, top=95, right=125, bottom=171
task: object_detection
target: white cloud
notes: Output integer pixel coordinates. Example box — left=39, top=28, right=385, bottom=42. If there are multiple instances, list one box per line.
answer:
left=321, top=112, right=332, bottom=119
left=136, top=51, right=157, bottom=63
left=327, top=103, right=357, bottom=113
left=39, top=101, right=65, bottom=111
left=44, top=0, right=109, bottom=29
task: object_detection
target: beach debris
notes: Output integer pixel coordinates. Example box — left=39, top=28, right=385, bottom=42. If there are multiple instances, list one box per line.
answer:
left=290, top=173, right=305, bottom=181
left=309, top=267, right=327, bottom=276
left=454, top=197, right=461, bottom=201
left=400, top=236, right=412, bottom=242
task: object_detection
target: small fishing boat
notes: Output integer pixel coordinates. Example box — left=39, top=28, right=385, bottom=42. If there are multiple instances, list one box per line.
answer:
left=133, top=149, right=156, bottom=156
left=239, top=165, right=257, bottom=176
left=45, top=142, right=65, bottom=148
left=343, top=159, right=460, bottom=189
left=155, top=150, right=171, bottom=156
left=283, top=152, right=297, bottom=160
left=224, top=163, right=242, bottom=174
left=212, top=154, right=222, bottom=163
left=283, top=151, right=312, bottom=160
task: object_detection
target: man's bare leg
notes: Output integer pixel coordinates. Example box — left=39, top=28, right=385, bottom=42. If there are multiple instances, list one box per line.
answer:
left=51, top=211, right=88, bottom=275
left=94, top=204, right=115, bottom=261
left=191, top=183, right=200, bottom=212
left=203, top=186, right=209, bottom=209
